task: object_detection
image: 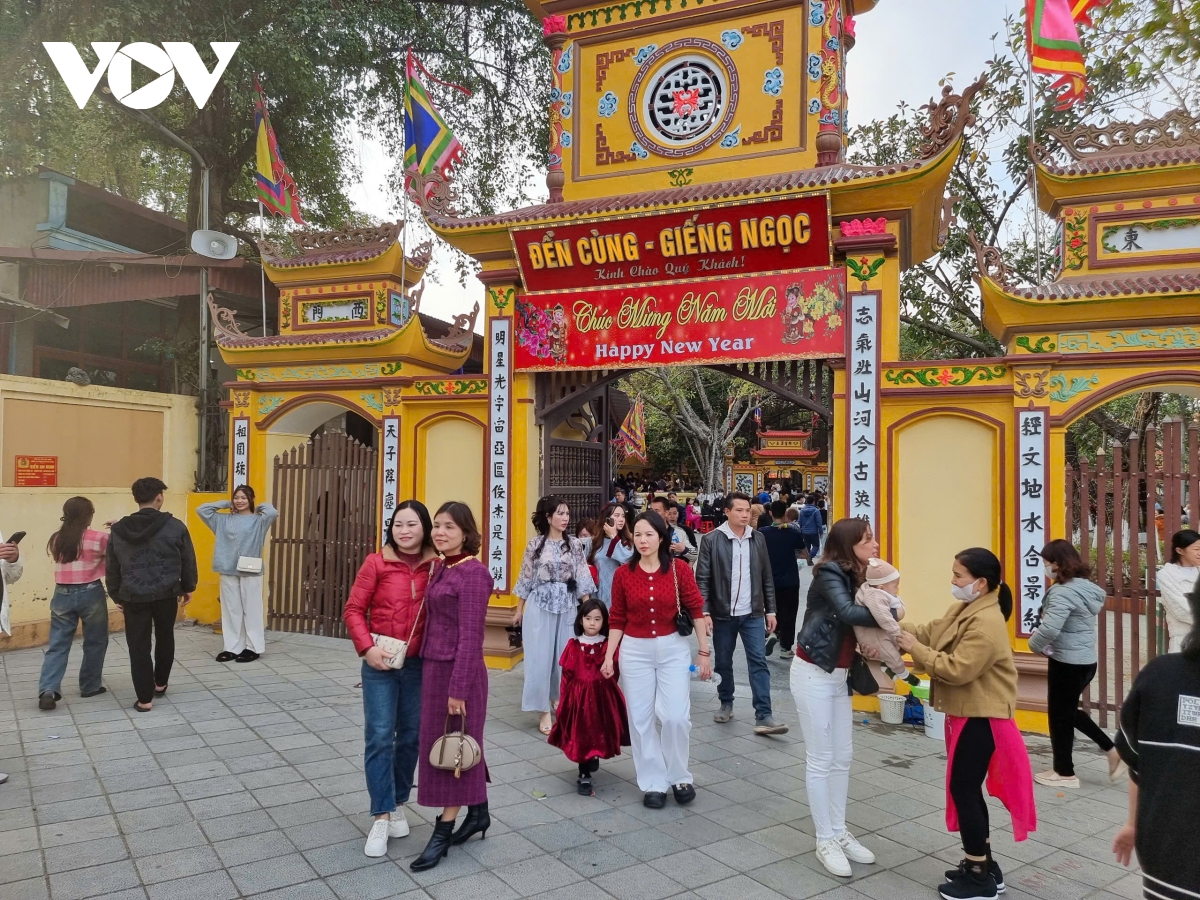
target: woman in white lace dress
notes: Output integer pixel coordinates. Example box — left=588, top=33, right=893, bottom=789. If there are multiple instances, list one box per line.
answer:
left=514, top=496, right=596, bottom=735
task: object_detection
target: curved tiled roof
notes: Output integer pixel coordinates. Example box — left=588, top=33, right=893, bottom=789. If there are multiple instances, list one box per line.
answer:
left=428, top=161, right=933, bottom=230
left=1003, top=270, right=1200, bottom=300
left=1036, top=145, right=1200, bottom=177
left=214, top=327, right=397, bottom=349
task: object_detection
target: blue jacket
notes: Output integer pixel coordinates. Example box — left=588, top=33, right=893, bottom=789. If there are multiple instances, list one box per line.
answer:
left=1028, top=578, right=1105, bottom=665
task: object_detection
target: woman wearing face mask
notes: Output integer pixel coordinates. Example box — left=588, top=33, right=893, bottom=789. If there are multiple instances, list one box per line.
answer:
left=343, top=501, right=438, bottom=857
left=897, top=548, right=1035, bottom=900
left=1028, top=540, right=1122, bottom=788
left=1157, top=530, right=1200, bottom=653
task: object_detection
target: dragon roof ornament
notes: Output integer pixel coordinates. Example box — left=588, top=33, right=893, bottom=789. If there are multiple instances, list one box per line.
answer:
left=967, top=229, right=1015, bottom=290
left=917, top=74, right=987, bottom=161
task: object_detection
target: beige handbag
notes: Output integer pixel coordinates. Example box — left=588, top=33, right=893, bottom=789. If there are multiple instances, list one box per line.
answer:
left=429, top=713, right=482, bottom=778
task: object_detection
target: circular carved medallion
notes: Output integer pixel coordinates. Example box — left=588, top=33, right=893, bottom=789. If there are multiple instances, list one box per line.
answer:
left=628, top=38, right=739, bottom=158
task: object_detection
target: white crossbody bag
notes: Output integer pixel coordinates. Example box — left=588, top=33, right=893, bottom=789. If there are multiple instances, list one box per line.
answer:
left=369, top=583, right=426, bottom=670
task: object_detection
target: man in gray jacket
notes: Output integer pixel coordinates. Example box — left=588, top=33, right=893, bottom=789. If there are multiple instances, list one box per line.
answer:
left=696, top=492, right=788, bottom=735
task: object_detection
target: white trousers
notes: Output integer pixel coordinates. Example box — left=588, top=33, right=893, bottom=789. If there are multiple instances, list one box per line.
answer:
left=219, top=574, right=265, bottom=654
left=619, top=634, right=693, bottom=793
left=790, top=656, right=853, bottom=841
left=521, top=602, right=575, bottom=712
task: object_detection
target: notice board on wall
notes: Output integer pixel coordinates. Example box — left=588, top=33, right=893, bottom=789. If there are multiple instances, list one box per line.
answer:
left=14, top=455, right=57, bottom=486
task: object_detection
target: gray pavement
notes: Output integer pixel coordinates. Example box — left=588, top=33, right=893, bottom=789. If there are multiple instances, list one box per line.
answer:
left=0, top=621, right=1140, bottom=900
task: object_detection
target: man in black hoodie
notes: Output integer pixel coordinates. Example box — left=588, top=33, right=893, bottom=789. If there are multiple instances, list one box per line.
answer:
left=107, top=477, right=198, bottom=711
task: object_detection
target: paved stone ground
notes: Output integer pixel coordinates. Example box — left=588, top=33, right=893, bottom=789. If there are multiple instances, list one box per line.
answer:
left=1, top=622, right=1142, bottom=900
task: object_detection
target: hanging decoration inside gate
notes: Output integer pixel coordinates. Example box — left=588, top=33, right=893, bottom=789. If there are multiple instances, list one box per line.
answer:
left=488, top=317, right=513, bottom=591
left=1016, top=407, right=1050, bottom=636
left=612, top=396, right=648, bottom=463
left=514, top=267, right=845, bottom=371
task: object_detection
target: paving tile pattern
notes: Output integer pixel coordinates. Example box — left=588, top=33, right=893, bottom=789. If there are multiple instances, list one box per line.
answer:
left=0, top=625, right=1137, bottom=900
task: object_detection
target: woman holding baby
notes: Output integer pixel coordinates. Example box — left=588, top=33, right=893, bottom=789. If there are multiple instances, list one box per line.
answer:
left=791, top=517, right=884, bottom=879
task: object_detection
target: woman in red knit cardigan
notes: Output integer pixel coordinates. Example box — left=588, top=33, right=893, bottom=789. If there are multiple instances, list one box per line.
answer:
left=602, top=511, right=711, bottom=809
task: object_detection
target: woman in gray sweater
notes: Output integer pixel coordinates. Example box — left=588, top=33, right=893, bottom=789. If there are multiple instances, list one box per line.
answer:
left=197, top=485, right=278, bottom=662
left=1029, top=539, right=1122, bottom=788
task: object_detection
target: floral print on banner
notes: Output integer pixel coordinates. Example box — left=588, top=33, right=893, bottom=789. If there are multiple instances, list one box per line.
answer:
left=763, top=67, right=783, bottom=96
left=720, top=126, right=742, bottom=148
left=598, top=91, right=619, bottom=117
left=629, top=141, right=649, bottom=159
left=633, top=44, right=658, bottom=65
left=516, top=298, right=567, bottom=365
left=720, top=30, right=744, bottom=50
left=780, top=271, right=844, bottom=343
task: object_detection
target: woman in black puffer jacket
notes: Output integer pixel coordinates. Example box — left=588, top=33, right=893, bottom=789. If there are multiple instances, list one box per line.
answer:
left=791, top=518, right=883, bottom=878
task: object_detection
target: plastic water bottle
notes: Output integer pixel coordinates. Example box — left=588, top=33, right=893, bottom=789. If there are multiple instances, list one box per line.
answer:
left=689, top=664, right=721, bottom=688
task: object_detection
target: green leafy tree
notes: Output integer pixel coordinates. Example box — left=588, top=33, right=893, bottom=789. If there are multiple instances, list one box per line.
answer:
left=0, top=1, right=548, bottom=241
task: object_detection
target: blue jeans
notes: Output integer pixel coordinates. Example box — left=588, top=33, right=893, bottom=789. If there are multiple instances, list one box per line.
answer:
left=800, top=532, right=821, bottom=560
left=361, top=657, right=423, bottom=815
left=39, top=581, right=109, bottom=697
left=712, top=614, right=773, bottom=721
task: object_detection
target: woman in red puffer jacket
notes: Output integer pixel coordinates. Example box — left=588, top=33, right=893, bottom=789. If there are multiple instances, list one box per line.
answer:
left=344, top=500, right=438, bottom=858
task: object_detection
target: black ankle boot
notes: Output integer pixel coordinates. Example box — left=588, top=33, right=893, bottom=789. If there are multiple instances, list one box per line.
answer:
left=410, top=819, right=454, bottom=871
left=450, top=801, right=490, bottom=845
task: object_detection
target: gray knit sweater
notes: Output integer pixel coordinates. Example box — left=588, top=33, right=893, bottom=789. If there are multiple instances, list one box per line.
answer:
left=196, top=501, right=278, bottom=576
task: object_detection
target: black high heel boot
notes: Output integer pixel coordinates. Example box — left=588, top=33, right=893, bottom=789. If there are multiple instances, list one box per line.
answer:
left=410, top=819, right=454, bottom=871
left=450, top=801, right=490, bottom=844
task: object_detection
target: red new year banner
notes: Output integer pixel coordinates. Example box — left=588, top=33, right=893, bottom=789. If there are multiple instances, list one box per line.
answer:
left=514, top=268, right=846, bottom=371
left=510, top=193, right=831, bottom=294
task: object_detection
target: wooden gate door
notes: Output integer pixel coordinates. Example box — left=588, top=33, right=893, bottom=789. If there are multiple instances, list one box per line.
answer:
left=268, top=432, right=378, bottom=636
left=1065, top=417, right=1198, bottom=725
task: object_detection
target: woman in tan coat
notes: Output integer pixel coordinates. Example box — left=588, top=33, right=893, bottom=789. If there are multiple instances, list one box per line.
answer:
left=897, top=548, right=1035, bottom=900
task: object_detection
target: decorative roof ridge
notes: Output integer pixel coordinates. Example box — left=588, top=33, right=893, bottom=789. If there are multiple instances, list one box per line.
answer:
left=1045, top=109, right=1200, bottom=160
left=258, top=221, right=434, bottom=272
left=916, top=74, right=987, bottom=160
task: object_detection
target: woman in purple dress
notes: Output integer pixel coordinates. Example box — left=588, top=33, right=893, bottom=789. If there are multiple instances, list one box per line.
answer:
left=410, top=501, right=492, bottom=872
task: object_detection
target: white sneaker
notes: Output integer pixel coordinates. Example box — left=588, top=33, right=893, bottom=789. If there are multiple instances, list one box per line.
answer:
left=1033, top=770, right=1080, bottom=789
left=836, top=831, right=875, bottom=864
left=388, top=807, right=409, bottom=838
left=816, top=838, right=853, bottom=877
left=364, top=818, right=389, bottom=857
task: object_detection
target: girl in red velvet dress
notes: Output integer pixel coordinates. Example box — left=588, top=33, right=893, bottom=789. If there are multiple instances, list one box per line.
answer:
left=548, top=597, right=630, bottom=795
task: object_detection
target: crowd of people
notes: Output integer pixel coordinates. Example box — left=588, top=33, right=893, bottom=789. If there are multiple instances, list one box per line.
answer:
left=4, top=478, right=1197, bottom=900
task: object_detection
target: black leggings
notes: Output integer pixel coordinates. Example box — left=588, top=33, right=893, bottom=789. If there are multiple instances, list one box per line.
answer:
left=950, top=717, right=994, bottom=857
left=1047, top=658, right=1114, bottom=776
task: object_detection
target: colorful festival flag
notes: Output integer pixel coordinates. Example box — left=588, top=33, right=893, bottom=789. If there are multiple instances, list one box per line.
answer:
left=404, top=51, right=469, bottom=191
left=1025, top=0, right=1110, bottom=109
left=254, top=79, right=305, bottom=224
left=614, top=397, right=648, bottom=464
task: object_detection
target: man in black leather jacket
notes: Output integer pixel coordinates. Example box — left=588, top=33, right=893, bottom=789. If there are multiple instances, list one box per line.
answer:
left=696, top=493, right=788, bottom=735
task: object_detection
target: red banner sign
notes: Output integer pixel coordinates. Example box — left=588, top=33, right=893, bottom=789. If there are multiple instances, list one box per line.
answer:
left=511, top=193, right=831, bottom=294
left=514, top=268, right=846, bottom=371
left=14, top=455, right=57, bottom=487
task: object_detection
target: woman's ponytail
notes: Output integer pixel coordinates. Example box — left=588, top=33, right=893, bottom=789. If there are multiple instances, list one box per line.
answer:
left=996, top=583, right=1013, bottom=622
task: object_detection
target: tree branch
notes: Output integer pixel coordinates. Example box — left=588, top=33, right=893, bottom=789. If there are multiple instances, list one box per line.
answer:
left=899, top=314, right=996, bottom=355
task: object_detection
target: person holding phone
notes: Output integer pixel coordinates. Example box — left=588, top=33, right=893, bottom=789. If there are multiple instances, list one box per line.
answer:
left=0, top=528, right=24, bottom=642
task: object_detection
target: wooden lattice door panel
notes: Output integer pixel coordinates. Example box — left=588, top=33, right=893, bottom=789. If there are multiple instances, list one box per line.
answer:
left=546, top=439, right=605, bottom=523
left=1066, top=418, right=1198, bottom=725
left=269, top=432, right=378, bottom=636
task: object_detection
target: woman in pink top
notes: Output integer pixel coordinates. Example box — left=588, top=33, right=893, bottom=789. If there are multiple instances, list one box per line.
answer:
left=38, top=497, right=110, bottom=710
